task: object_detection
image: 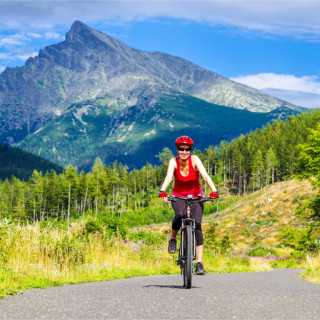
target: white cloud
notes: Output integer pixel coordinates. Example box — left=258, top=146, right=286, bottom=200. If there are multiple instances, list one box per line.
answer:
left=0, top=46, right=39, bottom=63
left=16, top=51, right=38, bottom=61
left=0, top=34, right=29, bottom=46
left=0, top=30, right=60, bottom=66
left=262, top=88, right=320, bottom=109
left=0, top=66, right=5, bottom=73
left=44, top=32, right=63, bottom=40
left=231, top=73, right=320, bottom=94
left=0, top=52, right=14, bottom=60
left=231, top=73, right=320, bottom=108
left=0, top=1, right=320, bottom=38
left=26, top=32, right=42, bottom=39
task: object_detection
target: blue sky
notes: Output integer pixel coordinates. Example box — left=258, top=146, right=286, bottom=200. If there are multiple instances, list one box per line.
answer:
left=1, top=0, right=320, bottom=108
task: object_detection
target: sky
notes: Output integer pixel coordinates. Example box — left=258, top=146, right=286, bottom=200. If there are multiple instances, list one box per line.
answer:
left=0, top=0, right=320, bottom=109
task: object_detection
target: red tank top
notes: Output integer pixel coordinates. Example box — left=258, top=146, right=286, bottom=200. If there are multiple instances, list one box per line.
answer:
left=172, top=156, right=203, bottom=198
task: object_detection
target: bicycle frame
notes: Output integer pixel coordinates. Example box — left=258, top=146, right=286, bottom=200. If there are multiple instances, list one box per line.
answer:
left=168, top=194, right=214, bottom=273
left=180, top=204, right=196, bottom=262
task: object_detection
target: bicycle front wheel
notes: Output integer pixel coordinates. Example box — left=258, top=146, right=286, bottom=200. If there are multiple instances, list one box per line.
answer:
left=183, top=225, right=193, bottom=289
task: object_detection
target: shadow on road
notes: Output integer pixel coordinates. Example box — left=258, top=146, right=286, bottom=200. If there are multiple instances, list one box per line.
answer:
left=143, top=285, right=201, bottom=289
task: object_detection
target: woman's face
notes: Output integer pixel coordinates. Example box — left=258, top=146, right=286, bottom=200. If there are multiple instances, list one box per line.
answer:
left=177, top=144, right=191, bottom=160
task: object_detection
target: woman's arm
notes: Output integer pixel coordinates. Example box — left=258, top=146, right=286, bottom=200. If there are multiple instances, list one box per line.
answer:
left=193, top=155, right=218, bottom=192
left=160, top=158, right=176, bottom=191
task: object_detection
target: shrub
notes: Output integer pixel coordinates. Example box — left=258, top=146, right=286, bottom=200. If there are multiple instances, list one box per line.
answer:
left=128, top=229, right=166, bottom=245
left=205, top=223, right=233, bottom=254
left=84, top=221, right=102, bottom=234
left=247, top=246, right=277, bottom=258
left=83, top=218, right=127, bottom=238
left=278, top=225, right=320, bottom=254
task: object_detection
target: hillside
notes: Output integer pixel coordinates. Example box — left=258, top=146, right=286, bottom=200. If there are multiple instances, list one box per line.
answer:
left=0, top=143, right=63, bottom=180
left=208, top=179, right=317, bottom=246
left=16, top=92, right=300, bottom=170
left=147, top=179, right=318, bottom=250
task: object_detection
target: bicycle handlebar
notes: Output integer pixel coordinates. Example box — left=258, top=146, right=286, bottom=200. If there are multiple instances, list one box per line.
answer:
left=167, top=195, right=217, bottom=203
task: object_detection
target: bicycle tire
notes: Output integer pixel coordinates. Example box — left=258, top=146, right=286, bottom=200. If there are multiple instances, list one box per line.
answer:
left=183, top=225, right=193, bottom=289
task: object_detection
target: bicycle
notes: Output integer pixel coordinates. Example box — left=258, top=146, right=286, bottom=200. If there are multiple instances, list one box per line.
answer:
left=168, top=194, right=214, bottom=289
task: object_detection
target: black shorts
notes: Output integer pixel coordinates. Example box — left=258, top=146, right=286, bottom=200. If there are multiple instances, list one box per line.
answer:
left=171, top=198, right=204, bottom=246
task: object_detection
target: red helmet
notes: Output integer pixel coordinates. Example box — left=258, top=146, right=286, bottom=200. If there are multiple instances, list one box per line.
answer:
left=175, top=136, right=194, bottom=147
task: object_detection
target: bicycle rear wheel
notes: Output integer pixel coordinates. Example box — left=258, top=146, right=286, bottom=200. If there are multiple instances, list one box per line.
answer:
left=183, top=225, right=193, bottom=289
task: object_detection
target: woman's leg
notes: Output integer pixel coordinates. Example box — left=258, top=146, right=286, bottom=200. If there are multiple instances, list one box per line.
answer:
left=168, top=199, right=185, bottom=253
left=171, top=229, right=179, bottom=239
left=193, top=202, right=204, bottom=262
left=171, top=199, right=185, bottom=236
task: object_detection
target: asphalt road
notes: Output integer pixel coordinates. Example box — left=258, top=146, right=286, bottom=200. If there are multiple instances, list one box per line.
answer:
left=1, top=269, right=320, bottom=319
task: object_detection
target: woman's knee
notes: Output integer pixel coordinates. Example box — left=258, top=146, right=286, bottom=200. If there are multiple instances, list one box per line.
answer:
left=195, top=222, right=203, bottom=246
left=172, top=217, right=182, bottom=231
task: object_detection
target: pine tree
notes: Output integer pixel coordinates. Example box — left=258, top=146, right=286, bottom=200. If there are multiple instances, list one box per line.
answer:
left=252, top=149, right=264, bottom=190
left=296, top=124, right=320, bottom=219
left=265, top=147, right=278, bottom=185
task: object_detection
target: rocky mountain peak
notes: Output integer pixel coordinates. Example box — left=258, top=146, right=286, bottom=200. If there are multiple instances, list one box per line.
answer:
left=0, top=21, right=304, bottom=147
left=65, top=20, right=95, bottom=41
left=65, top=20, right=125, bottom=53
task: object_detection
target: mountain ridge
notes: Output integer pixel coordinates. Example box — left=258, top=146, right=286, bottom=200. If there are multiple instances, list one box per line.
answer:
left=17, top=90, right=300, bottom=170
left=0, top=20, right=303, bottom=146
left=0, top=20, right=306, bottom=169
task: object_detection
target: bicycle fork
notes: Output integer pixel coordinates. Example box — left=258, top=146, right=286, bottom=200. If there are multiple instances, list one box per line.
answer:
left=185, top=205, right=196, bottom=261
left=178, top=217, right=196, bottom=271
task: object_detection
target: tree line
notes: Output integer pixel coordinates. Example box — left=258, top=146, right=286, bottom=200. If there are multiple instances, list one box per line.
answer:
left=193, top=109, right=320, bottom=195
left=0, top=142, right=62, bottom=181
left=0, top=109, right=319, bottom=224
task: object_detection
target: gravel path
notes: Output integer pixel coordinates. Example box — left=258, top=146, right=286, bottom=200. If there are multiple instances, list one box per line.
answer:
left=1, top=269, right=320, bottom=319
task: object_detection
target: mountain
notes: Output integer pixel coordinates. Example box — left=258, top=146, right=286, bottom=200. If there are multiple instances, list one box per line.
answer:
left=0, top=142, right=63, bottom=181
left=0, top=21, right=304, bottom=169
left=0, top=21, right=303, bottom=146
left=17, top=91, right=300, bottom=170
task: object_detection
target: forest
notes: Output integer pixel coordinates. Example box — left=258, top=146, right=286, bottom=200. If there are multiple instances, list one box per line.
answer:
left=0, top=108, right=320, bottom=225
left=0, top=142, right=62, bottom=180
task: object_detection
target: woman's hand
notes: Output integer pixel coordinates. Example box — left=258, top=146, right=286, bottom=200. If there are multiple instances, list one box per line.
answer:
left=209, top=191, right=219, bottom=199
left=158, top=191, right=168, bottom=202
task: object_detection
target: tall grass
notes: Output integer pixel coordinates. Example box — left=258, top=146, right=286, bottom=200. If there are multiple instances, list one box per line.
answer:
left=0, top=219, right=276, bottom=298
left=302, top=253, right=320, bottom=283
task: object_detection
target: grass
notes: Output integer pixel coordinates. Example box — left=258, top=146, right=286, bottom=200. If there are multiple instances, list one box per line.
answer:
left=0, top=220, right=176, bottom=298
left=0, top=219, right=276, bottom=299
left=204, top=179, right=317, bottom=246
left=302, top=254, right=320, bottom=283
left=1, top=178, right=320, bottom=299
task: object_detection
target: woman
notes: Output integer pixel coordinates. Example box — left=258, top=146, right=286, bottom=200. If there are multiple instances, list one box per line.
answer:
left=158, top=136, right=218, bottom=275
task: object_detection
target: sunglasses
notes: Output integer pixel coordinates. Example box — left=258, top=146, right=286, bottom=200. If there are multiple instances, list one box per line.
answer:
left=178, top=147, right=191, bottom=152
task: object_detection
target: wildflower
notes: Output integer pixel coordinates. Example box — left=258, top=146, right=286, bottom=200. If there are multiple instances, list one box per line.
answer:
left=106, top=236, right=109, bottom=240
left=103, top=226, right=106, bottom=230
left=82, top=226, right=86, bottom=229
left=116, top=227, right=119, bottom=231
left=95, top=231, right=99, bottom=235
